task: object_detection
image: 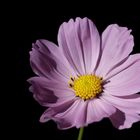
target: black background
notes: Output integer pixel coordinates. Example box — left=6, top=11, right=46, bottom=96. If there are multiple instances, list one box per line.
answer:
left=15, top=15, right=140, bottom=140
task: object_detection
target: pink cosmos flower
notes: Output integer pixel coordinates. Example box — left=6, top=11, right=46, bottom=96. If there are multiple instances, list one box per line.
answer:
left=28, top=17, right=140, bottom=130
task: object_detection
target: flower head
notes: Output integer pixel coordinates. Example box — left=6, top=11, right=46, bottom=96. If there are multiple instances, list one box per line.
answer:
left=28, top=17, right=140, bottom=130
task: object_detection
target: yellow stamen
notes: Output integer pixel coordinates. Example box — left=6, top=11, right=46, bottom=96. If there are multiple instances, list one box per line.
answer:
left=69, top=75, right=103, bottom=100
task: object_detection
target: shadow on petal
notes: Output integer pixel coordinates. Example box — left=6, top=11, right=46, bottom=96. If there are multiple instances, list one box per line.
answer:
left=109, top=109, right=125, bottom=128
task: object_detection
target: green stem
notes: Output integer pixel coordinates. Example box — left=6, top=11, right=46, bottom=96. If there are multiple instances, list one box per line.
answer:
left=77, top=127, right=84, bottom=140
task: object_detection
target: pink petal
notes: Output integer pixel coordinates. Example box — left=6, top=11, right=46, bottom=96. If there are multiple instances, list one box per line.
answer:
left=40, top=97, right=116, bottom=129
left=96, top=24, right=134, bottom=77
left=28, top=77, right=75, bottom=107
left=40, top=99, right=75, bottom=122
left=104, top=54, right=140, bottom=96
left=55, top=99, right=88, bottom=129
left=58, top=17, right=100, bottom=75
left=87, top=98, right=116, bottom=124
left=40, top=99, right=85, bottom=129
left=110, top=109, right=140, bottom=129
left=30, top=40, right=76, bottom=79
left=119, top=114, right=140, bottom=129
left=102, top=93, right=140, bottom=114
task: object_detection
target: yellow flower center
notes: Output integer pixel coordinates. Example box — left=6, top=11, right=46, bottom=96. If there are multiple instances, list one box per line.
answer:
left=69, top=75, right=103, bottom=100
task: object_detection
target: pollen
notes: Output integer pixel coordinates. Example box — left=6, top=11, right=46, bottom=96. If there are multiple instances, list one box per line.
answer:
left=69, top=75, right=103, bottom=100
